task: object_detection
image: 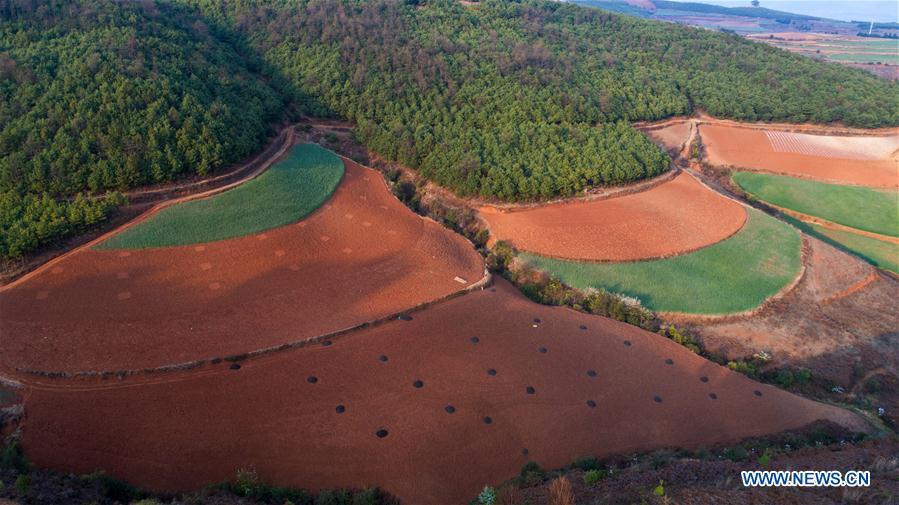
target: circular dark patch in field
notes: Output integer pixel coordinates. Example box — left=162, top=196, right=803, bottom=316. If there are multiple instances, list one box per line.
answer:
left=587, top=369, right=597, bottom=377
left=754, top=390, right=763, bottom=397
left=623, top=340, right=632, bottom=347
left=229, top=363, right=241, bottom=370
left=378, top=355, right=389, bottom=363
left=376, top=429, right=389, bottom=438
left=398, top=314, right=413, bottom=321
left=700, top=376, right=709, bottom=383
left=580, top=325, right=588, bottom=330
left=487, top=369, right=497, bottom=376
left=445, top=405, right=456, bottom=414
left=586, top=400, right=597, bottom=408
left=653, top=395, right=663, bottom=403
left=526, top=386, right=536, bottom=395
left=336, top=405, right=346, bottom=414
left=322, top=340, right=333, bottom=347
left=665, top=359, right=674, bottom=365
left=307, top=376, right=319, bottom=384
left=413, top=380, right=424, bottom=389
left=483, top=416, right=493, bottom=425
left=470, top=336, right=480, bottom=344
left=538, top=347, right=547, bottom=354
left=708, top=393, right=717, bottom=400
left=522, top=448, right=529, bottom=456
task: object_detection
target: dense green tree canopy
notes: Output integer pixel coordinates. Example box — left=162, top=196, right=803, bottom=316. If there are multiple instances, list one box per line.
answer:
left=1, top=0, right=897, bottom=258
left=191, top=0, right=897, bottom=200
left=0, top=0, right=283, bottom=196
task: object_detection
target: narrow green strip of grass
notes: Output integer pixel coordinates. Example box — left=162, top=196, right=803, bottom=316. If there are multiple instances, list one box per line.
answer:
left=521, top=208, right=801, bottom=314
left=733, top=172, right=899, bottom=238
left=97, top=144, right=344, bottom=249
left=783, top=215, right=898, bottom=274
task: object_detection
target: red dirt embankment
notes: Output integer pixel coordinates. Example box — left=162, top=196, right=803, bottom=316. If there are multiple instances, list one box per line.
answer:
left=20, top=279, right=867, bottom=505
left=0, top=159, right=484, bottom=374
left=701, top=124, right=899, bottom=188
left=479, top=172, right=746, bottom=261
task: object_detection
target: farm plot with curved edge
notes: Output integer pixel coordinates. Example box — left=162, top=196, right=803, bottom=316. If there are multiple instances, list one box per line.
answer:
left=0, top=157, right=484, bottom=373
left=701, top=124, right=899, bottom=188
left=521, top=208, right=801, bottom=314
left=479, top=172, right=746, bottom=262
left=642, top=120, right=692, bottom=153
left=734, top=172, right=899, bottom=238
left=784, top=216, right=899, bottom=274
left=99, top=144, right=344, bottom=249
left=20, top=279, right=866, bottom=505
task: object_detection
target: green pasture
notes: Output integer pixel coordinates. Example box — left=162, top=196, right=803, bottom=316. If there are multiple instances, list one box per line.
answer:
left=98, top=144, right=344, bottom=249
left=733, top=172, right=898, bottom=238
left=784, top=216, right=898, bottom=274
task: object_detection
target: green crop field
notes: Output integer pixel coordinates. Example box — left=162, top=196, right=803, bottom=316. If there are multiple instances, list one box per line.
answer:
left=521, top=208, right=801, bottom=314
left=98, top=144, right=344, bottom=249
left=733, top=172, right=899, bottom=238
left=784, top=216, right=898, bottom=274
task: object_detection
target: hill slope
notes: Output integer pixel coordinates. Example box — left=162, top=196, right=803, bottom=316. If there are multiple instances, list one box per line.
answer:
left=0, top=0, right=284, bottom=257
left=2, top=0, right=898, bottom=258
left=194, top=0, right=898, bottom=201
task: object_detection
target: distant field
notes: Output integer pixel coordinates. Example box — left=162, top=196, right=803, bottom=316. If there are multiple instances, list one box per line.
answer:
left=784, top=216, right=898, bottom=274
left=521, top=208, right=801, bottom=314
left=733, top=172, right=898, bottom=238
left=761, top=36, right=899, bottom=65
left=98, top=144, right=344, bottom=249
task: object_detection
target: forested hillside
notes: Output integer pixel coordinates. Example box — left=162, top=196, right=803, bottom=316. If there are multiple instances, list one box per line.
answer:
left=2, top=0, right=898, bottom=259
left=0, top=0, right=283, bottom=258
left=192, top=0, right=897, bottom=200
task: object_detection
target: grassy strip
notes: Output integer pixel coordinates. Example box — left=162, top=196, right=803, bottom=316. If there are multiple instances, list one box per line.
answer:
left=733, top=172, right=898, bottom=238
left=97, top=144, right=344, bottom=249
left=783, top=215, right=898, bottom=274
left=521, top=208, right=801, bottom=314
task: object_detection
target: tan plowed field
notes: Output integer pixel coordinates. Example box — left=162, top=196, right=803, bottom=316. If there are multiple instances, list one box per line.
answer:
left=643, top=120, right=692, bottom=153
left=701, top=124, right=899, bottom=188
left=20, top=279, right=867, bottom=505
left=479, top=172, right=746, bottom=261
left=0, top=159, right=484, bottom=373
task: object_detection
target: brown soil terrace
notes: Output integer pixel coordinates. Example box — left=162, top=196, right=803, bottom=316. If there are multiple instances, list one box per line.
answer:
left=701, top=123, right=899, bottom=188
left=640, top=120, right=692, bottom=154
left=19, top=279, right=868, bottom=505
left=0, top=158, right=484, bottom=374
left=478, top=172, right=747, bottom=262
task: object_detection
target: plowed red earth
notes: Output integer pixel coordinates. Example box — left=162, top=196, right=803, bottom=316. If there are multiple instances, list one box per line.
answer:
left=701, top=124, right=899, bottom=188
left=20, top=280, right=866, bottom=505
left=479, top=172, right=746, bottom=261
left=0, top=159, right=484, bottom=373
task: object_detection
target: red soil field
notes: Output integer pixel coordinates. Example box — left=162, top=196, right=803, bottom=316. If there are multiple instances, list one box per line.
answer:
left=479, top=172, right=746, bottom=261
left=20, top=279, right=867, bottom=505
left=701, top=124, right=899, bottom=188
left=642, top=121, right=691, bottom=153
left=0, top=159, right=484, bottom=373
